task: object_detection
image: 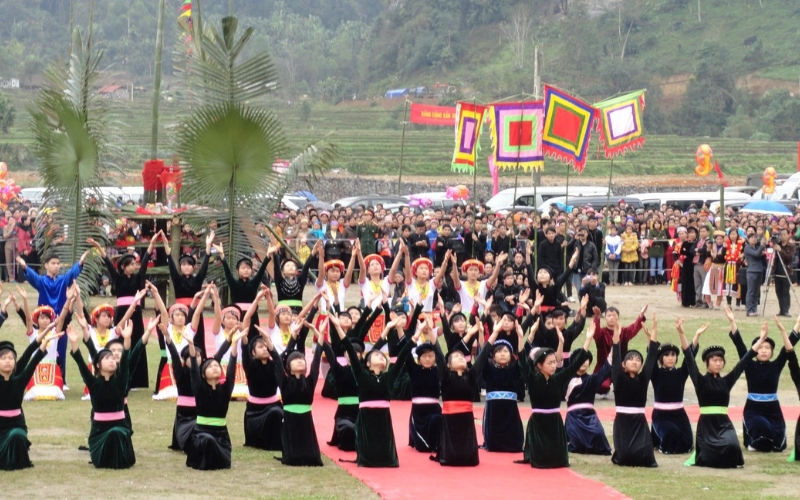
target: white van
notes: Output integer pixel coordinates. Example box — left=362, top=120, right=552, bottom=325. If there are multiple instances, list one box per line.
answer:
left=20, top=187, right=46, bottom=206
left=405, top=192, right=467, bottom=211
left=627, top=191, right=752, bottom=212
left=752, top=172, right=800, bottom=201
left=486, top=186, right=609, bottom=211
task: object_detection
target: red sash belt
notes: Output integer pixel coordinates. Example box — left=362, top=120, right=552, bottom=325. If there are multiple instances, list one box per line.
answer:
left=442, top=400, right=473, bottom=415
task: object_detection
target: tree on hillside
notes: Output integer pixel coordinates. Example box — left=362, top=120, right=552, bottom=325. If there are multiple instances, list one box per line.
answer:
left=0, top=92, right=15, bottom=134
left=501, top=5, right=534, bottom=69
left=676, top=43, right=737, bottom=137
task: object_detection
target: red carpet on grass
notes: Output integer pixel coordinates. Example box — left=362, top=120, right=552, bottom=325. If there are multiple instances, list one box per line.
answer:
left=310, top=369, right=629, bottom=499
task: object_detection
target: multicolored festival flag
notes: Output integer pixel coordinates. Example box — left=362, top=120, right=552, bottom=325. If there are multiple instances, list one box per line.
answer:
left=488, top=101, right=545, bottom=171
left=178, top=0, right=192, bottom=34
left=542, top=85, right=596, bottom=173
left=594, top=90, right=646, bottom=159
left=451, top=102, right=487, bottom=173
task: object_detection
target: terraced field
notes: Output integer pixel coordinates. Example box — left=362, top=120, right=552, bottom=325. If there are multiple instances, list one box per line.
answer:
left=2, top=90, right=796, bottom=180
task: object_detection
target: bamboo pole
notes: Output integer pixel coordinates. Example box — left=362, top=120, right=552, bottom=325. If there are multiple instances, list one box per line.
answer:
left=601, top=158, right=615, bottom=270
left=150, top=0, right=166, bottom=160
left=397, top=100, right=409, bottom=196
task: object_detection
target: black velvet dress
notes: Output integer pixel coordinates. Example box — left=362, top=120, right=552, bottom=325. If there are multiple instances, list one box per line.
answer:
left=482, top=355, right=523, bottom=453
left=242, top=344, right=283, bottom=451
left=322, top=341, right=359, bottom=451
left=165, top=341, right=196, bottom=452
left=684, top=346, right=751, bottom=468
left=222, top=257, right=269, bottom=341
left=520, top=346, right=589, bottom=468
left=72, top=348, right=136, bottom=469
left=185, top=352, right=237, bottom=470
left=678, top=242, right=696, bottom=307
left=167, top=253, right=210, bottom=349
left=433, top=342, right=490, bottom=466
left=611, top=341, right=658, bottom=467
left=650, top=354, right=694, bottom=455
left=104, top=253, right=151, bottom=388
left=0, top=342, right=45, bottom=470
left=565, top=360, right=612, bottom=455
left=272, top=251, right=315, bottom=313
left=785, top=350, right=800, bottom=462
left=402, top=342, right=443, bottom=453
left=279, top=345, right=323, bottom=466
left=730, top=329, right=790, bottom=452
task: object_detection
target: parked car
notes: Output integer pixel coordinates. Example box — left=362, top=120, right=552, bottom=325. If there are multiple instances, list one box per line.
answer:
left=537, top=195, right=644, bottom=213
left=404, top=192, right=467, bottom=210
left=333, top=194, right=409, bottom=210
left=20, top=187, right=46, bottom=207
left=486, top=186, right=609, bottom=211
left=626, top=191, right=752, bottom=212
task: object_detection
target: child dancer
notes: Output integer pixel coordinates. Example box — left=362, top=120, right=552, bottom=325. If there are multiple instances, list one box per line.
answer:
left=272, top=240, right=318, bottom=313
left=240, top=324, right=284, bottom=451
left=184, top=327, right=246, bottom=470
left=610, top=315, right=659, bottom=468
left=206, top=284, right=249, bottom=399
left=400, top=329, right=444, bottom=453
left=0, top=330, right=60, bottom=470
left=565, top=344, right=612, bottom=455
left=481, top=329, right=524, bottom=453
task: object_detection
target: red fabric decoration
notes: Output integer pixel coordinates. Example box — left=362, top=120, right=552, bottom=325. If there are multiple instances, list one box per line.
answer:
left=142, top=160, right=165, bottom=190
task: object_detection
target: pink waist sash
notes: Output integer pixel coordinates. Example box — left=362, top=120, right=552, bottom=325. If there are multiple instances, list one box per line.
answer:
left=411, top=397, right=440, bottom=405
left=93, top=410, right=126, bottom=422
left=359, top=400, right=391, bottom=409
left=248, top=394, right=279, bottom=405
left=0, top=409, right=21, bottom=418
left=653, top=401, right=684, bottom=411
left=616, top=406, right=646, bottom=415
left=531, top=407, right=561, bottom=414
left=116, top=296, right=137, bottom=307
left=566, top=403, right=594, bottom=413
left=177, top=395, right=196, bottom=407
left=236, top=303, right=252, bottom=312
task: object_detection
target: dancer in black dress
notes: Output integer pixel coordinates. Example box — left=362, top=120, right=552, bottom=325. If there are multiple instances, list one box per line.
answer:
left=272, top=241, right=318, bottom=313
left=0, top=330, right=60, bottom=470
left=240, top=323, right=283, bottom=451
left=725, top=308, right=796, bottom=452
left=611, top=314, right=658, bottom=467
left=184, top=327, right=245, bottom=470
left=89, top=235, right=155, bottom=389
left=400, top=331, right=444, bottom=453
left=481, top=325, right=524, bottom=453
left=278, top=319, right=325, bottom=466
left=216, top=242, right=270, bottom=341
left=683, top=322, right=768, bottom=468
left=565, top=342, right=612, bottom=455
left=520, top=317, right=593, bottom=468
left=649, top=317, right=697, bottom=455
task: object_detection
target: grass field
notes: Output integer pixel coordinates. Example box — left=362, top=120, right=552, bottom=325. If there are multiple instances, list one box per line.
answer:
left=4, top=282, right=800, bottom=499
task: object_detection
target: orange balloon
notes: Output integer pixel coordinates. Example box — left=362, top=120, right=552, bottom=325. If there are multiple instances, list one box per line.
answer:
left=762, top=167, right=776, bottom=194
left=694, top=144, right=713, bottom=177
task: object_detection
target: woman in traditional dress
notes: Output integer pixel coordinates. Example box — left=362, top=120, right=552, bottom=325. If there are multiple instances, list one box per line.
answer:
left=610, top=314, right=658, bottom=467
left=67, top=324, right=136, bottom=469
left=724, top=231, right=745, bottom=310
left=162, top=320, right=205, bottom=452
left=272, top=240, right=318, bottom=314
left=358, top=240, right=399, bottom=348
left=239, top=322, right=283, bottom=451
left=399, top=327, right=443, bottom=453
left=481, top=332, right=524, bottom=453
left=277, top=320, right=325, bottom=466
left=650, top=317, right=697, bottom=455
left=216, top=242, right=270, bottom=341
left=725, top=308, right=796, bottom=452
left=678, top=227, right=698, bottom=308
left=702, top=230, right=727, bottom=309
left=683, top=322, right=764, bottom=468
left=526, top=248, right=579, bottom=312
left=183, top=326, right=245, bottom=470
left=315, top=241, right=357, bottom=315
left=433, top=319, right=488, bottom=467
left=519, top=317, right=593, bottom=468
left=670, top=228, right=687, bottom=301
left=565, top=346, right=612, bottom=455
left=785, top=332, right=800, bottom=462
left=206, top=283, right=249, bottom=399
left=89, top=235, right=155, bottom=389
left=0, top=331, right=60, bottom=470
left=331, top=304, right=419, bottom=467
left=450, top=251, right=503, bottom=315
left=320, top=307, right=384, bottom=452
left=399, top=240, right=445, bottom=313
left=162, top=229, right=212, bottom=364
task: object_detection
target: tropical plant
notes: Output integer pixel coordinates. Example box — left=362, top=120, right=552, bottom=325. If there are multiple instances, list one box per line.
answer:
left=175, top=12, right=336, bottom=269
left=28, top=30, right=115, bottom=294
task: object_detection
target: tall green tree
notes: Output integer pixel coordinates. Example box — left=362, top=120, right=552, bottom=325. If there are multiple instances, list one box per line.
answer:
left=175, top=14, right=336, bottom=265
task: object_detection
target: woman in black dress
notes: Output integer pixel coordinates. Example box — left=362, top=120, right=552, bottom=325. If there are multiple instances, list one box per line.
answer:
left=240, top=326, right=283, bottom=451
left=164, top=229, right=213, bottom=349
left=278, top=321, right=325, bottom=466
left=678, top=227, right=697, bottom=308
left=215, top=243, right=270, bottom=341
left=520, top=317, right=592, bottom=468
left=725, top=308, right=795, bottom=452
left=320, top=307, right=384, bottom=452
left=67, top=324, right=136, bottom=469
left=785, top=333, right=800, bottom=462
left=611, top=315, right=658, bottom=467
left=332, top=304, right=419, bottom=468
left=0, top=331, right=59, bottom=470
left=683, top=322, right=766, bottom=468
left=565, top=346, right=612, bottom=455
left=434, top=320, right=489, bottom=467
left=401, top=337, right=444, bottom=453
left=184, top=327, right=245, bottom=470
left=649, top=317, right=697, bottom=455
left=481, top=332, right=524, bottom=453
left=89, top=235, right=155, bottom=389
left=272, top=241, right=318, bottom=313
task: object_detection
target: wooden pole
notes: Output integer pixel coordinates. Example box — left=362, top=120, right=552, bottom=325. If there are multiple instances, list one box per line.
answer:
left=563, top=164, right=570, bottom=271
left=600, top=158, right=614, bottom=270
left=511, top=102, right=525, bottom=254
left=397, top=100, right=409, bottom=196
left=150, top=0, right=166, bottom=161
left=472, top=97, right=478, bottom=201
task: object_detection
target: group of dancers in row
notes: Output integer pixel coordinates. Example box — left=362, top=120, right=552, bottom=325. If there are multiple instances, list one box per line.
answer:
left=3, top=232, right=800, bottom=472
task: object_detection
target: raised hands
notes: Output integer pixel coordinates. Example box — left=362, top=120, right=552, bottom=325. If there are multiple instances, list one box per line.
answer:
left=118, top=320, right=134, bottom=340
left=66, top=325, right=81, bottom=351
left=205, top=230, right=215, bottom=253
left=212, top=243, right=225, bottom=260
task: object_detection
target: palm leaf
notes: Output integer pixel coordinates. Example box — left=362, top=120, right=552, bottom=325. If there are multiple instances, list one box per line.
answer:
left=28, top=32, right=114, bottom=296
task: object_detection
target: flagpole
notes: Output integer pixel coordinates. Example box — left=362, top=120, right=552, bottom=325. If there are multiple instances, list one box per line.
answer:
left=601, top=157, right=614, bottom=271
left=397, top=99, right=409, bottom=196
left=472, top=97, right=479, bottom=200
left=511, top=102, right=525, bottom=254
left=564, top=163, right=570, bottom=271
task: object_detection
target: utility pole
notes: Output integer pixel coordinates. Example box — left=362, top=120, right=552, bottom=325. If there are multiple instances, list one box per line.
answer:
left=532, top=45, right=542, bottom=187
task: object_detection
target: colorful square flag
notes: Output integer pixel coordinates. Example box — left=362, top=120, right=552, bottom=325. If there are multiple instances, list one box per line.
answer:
left=594, top=90, right=646, bottom=159
left=542, top=85, right=596, bottom=173
left=489, top=101, right=545, bottom=171
left=452, top=102, right=487, bottom=173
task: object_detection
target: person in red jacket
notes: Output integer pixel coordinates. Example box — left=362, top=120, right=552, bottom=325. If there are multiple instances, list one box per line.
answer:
left=591, top=304, right=647, bottom=396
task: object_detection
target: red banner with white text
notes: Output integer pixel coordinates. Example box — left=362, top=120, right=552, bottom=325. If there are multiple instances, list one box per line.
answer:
left=409, top=103, right=457, bottom=126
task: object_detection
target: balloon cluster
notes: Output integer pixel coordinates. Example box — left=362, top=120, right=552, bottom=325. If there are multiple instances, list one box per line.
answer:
left=408, top=195, right=433, bottom=209
left=446, top=185, right=470, bottom=200
left=762, top=167, right=776, bottom=194
left=694, top=144, right=713, bottom=177
left=0, top=162, right=21, bottom=210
